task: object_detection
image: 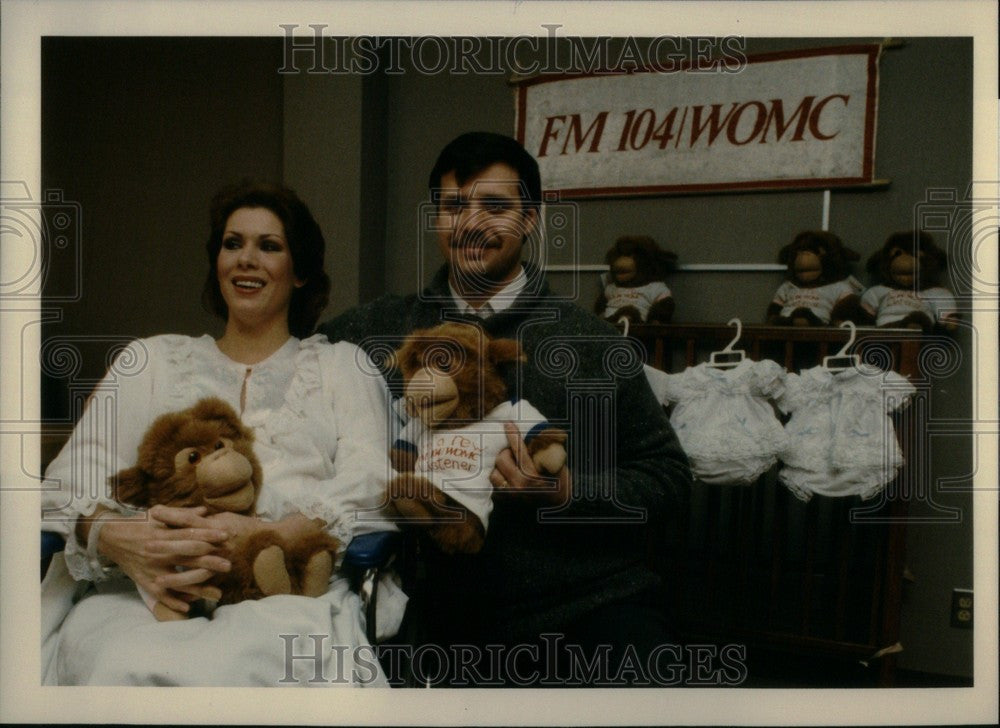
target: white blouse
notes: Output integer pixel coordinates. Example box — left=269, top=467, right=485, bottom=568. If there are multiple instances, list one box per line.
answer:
left=41, top=333, right=396, bottom=582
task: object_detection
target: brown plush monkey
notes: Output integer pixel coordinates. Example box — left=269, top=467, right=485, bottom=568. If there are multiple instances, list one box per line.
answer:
left=860, top=230, right=958, bottom=331
left=766, top=230, right=864, bottom=326
left=112, top=397, right=340, bottom=621
left=595, top=235, right=678, bottom=324
left=387, top=323, right=567, bottom=555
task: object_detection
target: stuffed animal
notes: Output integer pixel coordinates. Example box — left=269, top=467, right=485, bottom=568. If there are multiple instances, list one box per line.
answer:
left=595, top=235, right=678, bottom=325
left=766, top=230, right=864, bottom=326
left=387, top=322, right=567, bottom=555
left=860, top=230, right=958, bottom=331
left=111, top=397, right=340, bottom=621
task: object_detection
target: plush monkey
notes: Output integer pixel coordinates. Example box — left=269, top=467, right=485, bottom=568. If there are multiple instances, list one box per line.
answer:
left=766, top=230, right=864, bottom=326
left=860, top=230, right=958, bottom=332
left=595, top=235, right=678, bottom=325
left=112, top=397, right=340, bottom=621
left=387, top=322, right=567, bottom=555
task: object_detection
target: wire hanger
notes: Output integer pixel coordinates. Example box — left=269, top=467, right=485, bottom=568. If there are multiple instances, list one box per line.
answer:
left=709, top=318, right=746, bottom=368
left=823, top=321, right=861, bottom=372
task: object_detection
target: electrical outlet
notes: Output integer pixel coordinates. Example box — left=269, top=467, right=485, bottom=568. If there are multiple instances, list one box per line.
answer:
left=950, top=588, right=973, bottom=629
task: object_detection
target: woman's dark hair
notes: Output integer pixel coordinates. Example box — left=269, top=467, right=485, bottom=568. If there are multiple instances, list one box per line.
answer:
left=428, top=132, right=542, bottom=212
left=202, top=181, right=331, bottom=338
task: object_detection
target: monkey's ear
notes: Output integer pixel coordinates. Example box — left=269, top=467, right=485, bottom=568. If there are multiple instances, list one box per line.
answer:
left=928, top=243, right=948, bottom=271
left=866, top=248, right=884, bottom=276
left=840, top=245, right=860, bottom=263
left=488, top=338, right=524, bottom=365
left=777, top=242, right=796, bottom=266
left=111, top=467, right=149, bottom=508
left=191, top=397, right=240, bottom=426
left=191, top=397, right=251, bottom=441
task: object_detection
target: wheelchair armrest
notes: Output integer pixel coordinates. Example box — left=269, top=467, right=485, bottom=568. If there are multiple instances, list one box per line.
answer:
left=342, top=531, right=402, bottom=571
left=341, top=531, right=403, bottom=645
left=42, top=531, right=67, bottom=560
left=41, top=531, right=66, bottom=580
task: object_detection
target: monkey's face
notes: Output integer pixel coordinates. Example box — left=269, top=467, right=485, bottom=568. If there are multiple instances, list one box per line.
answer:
left=399, top=333, right=473, bottom=427
left=112, top=397, right=262, bottom=514
left=394, top=323, right=519, bottom=429
left=170, top=436, right=257, bottom=512
left=403, top=364, right=461, bottom=425
left=793, top=249, right=825, bottom=284
left=885, top=246, right=918, bottom=288
left=887, top=244, right=946, bottom=290
left=610, top=255, right=638, bottom=285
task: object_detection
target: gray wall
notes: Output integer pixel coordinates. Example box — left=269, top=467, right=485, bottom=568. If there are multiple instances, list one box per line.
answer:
left=41, top=36, right=974, bottom=679
left=41, top=37, right=285, bottom=413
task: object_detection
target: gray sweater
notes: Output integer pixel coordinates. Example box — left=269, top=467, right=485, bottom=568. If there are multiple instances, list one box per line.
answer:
left=319, top=263, right=691, bottom=643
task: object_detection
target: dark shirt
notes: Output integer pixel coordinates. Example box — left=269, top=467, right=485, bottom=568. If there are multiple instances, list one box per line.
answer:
left=319, top=262, right=691, bottom=644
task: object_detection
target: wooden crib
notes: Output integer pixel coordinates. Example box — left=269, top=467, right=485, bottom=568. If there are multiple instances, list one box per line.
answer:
left=631, top=322, right=925, bottom=687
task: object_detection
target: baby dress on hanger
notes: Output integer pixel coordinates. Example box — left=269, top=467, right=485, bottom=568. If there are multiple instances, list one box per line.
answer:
left=658, top=359, right=788, bottom=485
left=776, top=364, right=916, bottom=501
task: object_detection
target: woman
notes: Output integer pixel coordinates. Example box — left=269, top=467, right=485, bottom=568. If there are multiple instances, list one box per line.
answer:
left=40, top=181, right=397, bottom=686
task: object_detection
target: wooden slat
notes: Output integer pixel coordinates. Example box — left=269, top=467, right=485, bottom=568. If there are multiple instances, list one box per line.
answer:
left=653, top=336, right=666, bottom=371
left=801, top=499, right=819, bottom=635
left=833, top=499, right=853, bottom=642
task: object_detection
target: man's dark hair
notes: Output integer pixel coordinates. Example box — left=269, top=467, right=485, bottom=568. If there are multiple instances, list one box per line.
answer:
left=428, top=132, right=542, bottom=211
left=202, top=180, right=331, bottom=338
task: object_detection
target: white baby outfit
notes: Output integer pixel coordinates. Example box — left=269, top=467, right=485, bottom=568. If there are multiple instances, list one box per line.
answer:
left=776, top=364, right=915, bottom=501
left=657, top=359, right=788, bottom=485
left=601, top=274, right=672, bottom=321
left=394, top=399, right=553, bottom=528
left=771, top=276, right=863, bottom=323
left=860, top=285, right=957, bottom=327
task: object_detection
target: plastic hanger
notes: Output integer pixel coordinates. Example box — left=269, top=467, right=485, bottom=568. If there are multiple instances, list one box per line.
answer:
left=709, top=318, right=746, bottom=368
left=823, top=321, right=861, bottom=372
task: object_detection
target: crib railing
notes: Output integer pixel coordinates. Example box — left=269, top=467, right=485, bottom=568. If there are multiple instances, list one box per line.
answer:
left=631, top=323, right=925, bottom=687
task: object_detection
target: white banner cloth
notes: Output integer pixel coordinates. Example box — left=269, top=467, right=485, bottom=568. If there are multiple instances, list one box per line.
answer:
left=515, top=45, right=881, bottom=197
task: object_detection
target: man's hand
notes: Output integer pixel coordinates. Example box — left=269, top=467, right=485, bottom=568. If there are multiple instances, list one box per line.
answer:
left=489, top=422, right=571, bottom=504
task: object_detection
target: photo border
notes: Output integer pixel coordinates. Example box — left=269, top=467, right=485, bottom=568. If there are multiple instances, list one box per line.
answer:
left=2, top=1, right=996, bottom=725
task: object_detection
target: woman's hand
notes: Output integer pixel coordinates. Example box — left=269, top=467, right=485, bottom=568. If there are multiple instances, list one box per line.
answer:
left=99, top=508, right=328, bottom=614
left=199, top=510, right=326, bottom=545
left=200, top=510, right=265, bottom=545
left=97, top=505, right=232, bottom=614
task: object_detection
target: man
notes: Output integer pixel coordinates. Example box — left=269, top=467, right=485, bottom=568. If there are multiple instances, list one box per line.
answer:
left=320, top=132, right=691, bottom=686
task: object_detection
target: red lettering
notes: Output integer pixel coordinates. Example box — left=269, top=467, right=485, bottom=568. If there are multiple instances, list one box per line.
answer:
left=627, top=109, right=656, bottom=150
left=651, top=108, right=680, bottom=149
left=808, top=94, right=849, bottom=140
left=689, top=103, right=739, bottom=147
left=761, top=96, right=814, bottom=143
left=616, top=109, right=637, bottom=151
left=726, top=101, right=768, bottom=145
left=537, top=115, right=566, bottom=158
left=561, top=112, right=608, bottom=154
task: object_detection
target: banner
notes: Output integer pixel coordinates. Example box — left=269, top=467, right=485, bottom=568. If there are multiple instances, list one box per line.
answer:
left=515, top=45, right=881, bottom=197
